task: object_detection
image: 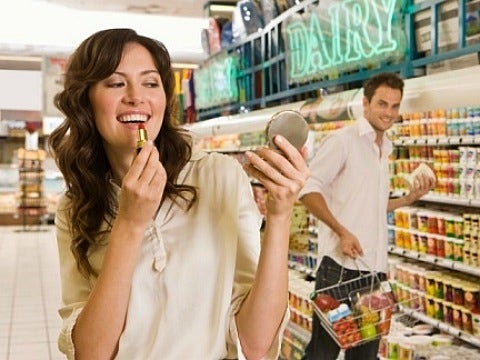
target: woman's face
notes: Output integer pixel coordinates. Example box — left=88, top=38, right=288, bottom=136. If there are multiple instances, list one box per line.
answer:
left=89, top=41, right=166, bottom=157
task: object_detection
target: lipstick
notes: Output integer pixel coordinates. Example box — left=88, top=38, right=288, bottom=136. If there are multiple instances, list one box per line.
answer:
left=136, top=123, right=148, bottom=153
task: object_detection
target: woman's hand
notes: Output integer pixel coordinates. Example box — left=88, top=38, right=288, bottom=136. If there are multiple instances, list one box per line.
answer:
left=117, top=141, right=166, bottom=229
left=243, top=135, right=310, bottom=216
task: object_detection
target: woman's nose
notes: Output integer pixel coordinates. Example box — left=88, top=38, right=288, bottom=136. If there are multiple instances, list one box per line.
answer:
left=123, top=86, right=144, bottom=105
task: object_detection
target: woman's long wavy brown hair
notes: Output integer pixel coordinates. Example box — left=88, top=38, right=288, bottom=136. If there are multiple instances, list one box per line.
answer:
left=48, top=28, right=197, bottom=278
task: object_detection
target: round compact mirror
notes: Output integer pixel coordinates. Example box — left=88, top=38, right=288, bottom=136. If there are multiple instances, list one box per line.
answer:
left=265, top=110, right=309, bottom=152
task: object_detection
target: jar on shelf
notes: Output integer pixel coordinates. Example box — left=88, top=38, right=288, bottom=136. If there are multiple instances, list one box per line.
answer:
left=461, top=307, right=473, bottom=334
left=443, top=301, right=454, bottom=325
left=472, top=308, right=480, bottom=336
left=463, top=284, right=480, bottom=311
left=452, top=280, right=466, bottom=306
left=425, top=271, right=441, bottom=297
left=434, top=235, right=446, bottom=258
left=453, top=238, right=465, bottom=262
left=444, top=237, right=455, bottom=260
left=443, top=276, right=454, bottom=303
left=452, top=304, right=463, bottom=330
left=464, top=240, right=473, bottom=266
left=434, top=298, right=444, bottom=321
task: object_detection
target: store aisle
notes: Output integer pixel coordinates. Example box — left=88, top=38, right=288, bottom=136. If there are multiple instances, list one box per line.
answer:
left=0, top=226, right=64, bottom=360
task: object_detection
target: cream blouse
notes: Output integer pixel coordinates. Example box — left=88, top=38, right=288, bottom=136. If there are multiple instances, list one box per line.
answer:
left=56, top=150, right=288, bottom=360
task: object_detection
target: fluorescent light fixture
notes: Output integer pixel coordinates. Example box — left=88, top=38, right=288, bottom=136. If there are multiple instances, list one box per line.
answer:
left=0, top=0, right=207, bottom=63
left=209, top=4, right=236, bottom=12
left=172, top=63, right=199, bottom=69
left=0, top=55, right=43, bottom=62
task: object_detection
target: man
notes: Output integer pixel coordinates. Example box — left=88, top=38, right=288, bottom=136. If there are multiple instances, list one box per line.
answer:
left=299, top=72, right=436, bottom=360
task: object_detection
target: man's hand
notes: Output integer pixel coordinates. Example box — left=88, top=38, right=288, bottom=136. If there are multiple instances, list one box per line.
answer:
left=406, top=171, right=436, bottom=203
left=338, top=229, right=364, bottom=259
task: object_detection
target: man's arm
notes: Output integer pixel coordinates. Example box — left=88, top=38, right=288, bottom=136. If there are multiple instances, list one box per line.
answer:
left=388, top=172, right=436, bottom=212
left=300, top=192, right=363, bottom=258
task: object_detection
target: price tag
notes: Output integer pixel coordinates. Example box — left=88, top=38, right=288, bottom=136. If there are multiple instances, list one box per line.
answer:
left=449, top=137, right=461, bottom=145
left=380, top=281, right=392, bottom=292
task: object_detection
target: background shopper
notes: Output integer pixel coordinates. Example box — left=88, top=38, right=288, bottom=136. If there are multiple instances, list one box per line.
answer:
left=48, top=28, right=309, bottom=360
left=299, top=72, right=436, bottom=360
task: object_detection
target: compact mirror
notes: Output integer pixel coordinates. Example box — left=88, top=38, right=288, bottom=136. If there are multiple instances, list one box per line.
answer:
left=265, top=110, right=309, bottom=151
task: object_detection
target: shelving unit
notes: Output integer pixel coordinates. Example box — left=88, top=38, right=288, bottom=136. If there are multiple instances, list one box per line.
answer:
left=399, top=305, right=480, bottom=348
left=280, top=322, right=311, bottom=360
left=389, top=245, right=480, bottom=277
left=16, top=148, right=48, bottom=231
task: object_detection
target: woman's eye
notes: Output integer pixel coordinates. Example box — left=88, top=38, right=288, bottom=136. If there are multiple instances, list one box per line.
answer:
left=107, top=82, right=124, bottom=88
left=145, top=81, right=159, bottom=88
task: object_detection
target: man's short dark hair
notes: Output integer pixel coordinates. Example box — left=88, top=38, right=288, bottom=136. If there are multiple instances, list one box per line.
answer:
left=363, top=72, right=404, bottom=101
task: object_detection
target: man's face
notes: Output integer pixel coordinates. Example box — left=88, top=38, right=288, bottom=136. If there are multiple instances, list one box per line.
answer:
left=363, top=85, right=402, bottom=134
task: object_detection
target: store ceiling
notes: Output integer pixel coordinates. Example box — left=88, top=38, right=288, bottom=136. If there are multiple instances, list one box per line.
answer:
left=40, top=0, right=238, bottom=18
left=0, top=0, right=238, bottom=70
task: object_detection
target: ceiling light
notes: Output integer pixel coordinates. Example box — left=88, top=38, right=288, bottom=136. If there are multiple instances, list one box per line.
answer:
left=0, top=55, right=43, bottom=62
left=209, top=4, right=235, bottom=13
left=172, top=63, right=199, bottom=69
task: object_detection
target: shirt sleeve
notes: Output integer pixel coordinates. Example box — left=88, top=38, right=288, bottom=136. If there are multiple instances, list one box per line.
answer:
left=298, top=131, right=348, bottom=200
left=55, top=194, right=91, bottom=360
left=224, top=158, right=289, bottom=359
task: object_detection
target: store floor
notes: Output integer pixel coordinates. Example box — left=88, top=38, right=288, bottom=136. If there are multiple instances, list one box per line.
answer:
left=0, top=225, right=64, bottom=360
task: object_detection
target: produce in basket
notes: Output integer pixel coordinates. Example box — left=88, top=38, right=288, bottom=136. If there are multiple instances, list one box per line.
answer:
left=310, top=293, right=340, bottom=312
left=359, top=323, right=377, bottom=340
left=358, top=305, right=380, bottom=326
left=332, top=315, right=362, bottom=347
left=353, top=292, right=394, bottom=337
left=357, top=292, right=393, bottom=310
left=350, top=287, right=396, bottom=338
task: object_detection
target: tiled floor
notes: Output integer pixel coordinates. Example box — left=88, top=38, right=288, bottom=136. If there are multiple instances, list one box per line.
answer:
left=0, top=225, right=64, bottom=360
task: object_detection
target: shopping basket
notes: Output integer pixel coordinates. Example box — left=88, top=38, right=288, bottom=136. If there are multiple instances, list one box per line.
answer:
left=309, top=258, right=408, bottom=350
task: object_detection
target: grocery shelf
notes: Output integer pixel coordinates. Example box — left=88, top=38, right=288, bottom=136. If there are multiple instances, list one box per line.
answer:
left=288, top=261, right=316, bottom=278
left=393, top=136, right=479, bottom=146
left=399, top=305, right=480, bottom=348
left=308, top=226, right=318, bottom=237
left=286, top=321, right=311, bottom=346
left=390, top=191, right=480, bottom=208
left=420, top=194, right=474, bottom=207
left=388, top=246, right=480, bottom=278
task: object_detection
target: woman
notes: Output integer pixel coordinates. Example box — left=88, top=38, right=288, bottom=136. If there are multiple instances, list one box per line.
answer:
left=48, top=28, right=309, bottom=360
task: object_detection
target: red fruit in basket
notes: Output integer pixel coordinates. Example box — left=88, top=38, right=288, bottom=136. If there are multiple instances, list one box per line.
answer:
left=333, top=319, right=348, bottom=332
left=377, top=293, right=394, bottom=308
left=313, top=294, right=340, bottom=312
left=353, top=331, right=362, bottom=342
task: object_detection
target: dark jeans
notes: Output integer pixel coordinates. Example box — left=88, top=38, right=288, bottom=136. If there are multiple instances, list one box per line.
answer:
left=303, top=256, right=386, bottom=360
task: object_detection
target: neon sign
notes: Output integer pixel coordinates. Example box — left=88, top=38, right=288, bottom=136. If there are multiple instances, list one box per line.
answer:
left=283, top=0, right=407, bottom=83
left=194, top=54, right=239, bottom=110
